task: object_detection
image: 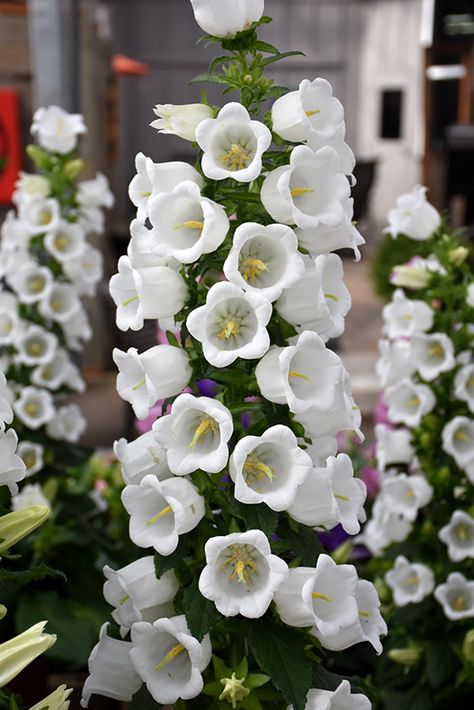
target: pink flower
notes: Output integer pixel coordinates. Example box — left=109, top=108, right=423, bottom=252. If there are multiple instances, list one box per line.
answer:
left=359, top=466, right=380, bottom=498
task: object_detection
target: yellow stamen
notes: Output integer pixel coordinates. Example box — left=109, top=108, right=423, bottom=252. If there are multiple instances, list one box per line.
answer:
left=290, top=187, right=314, bottom=199
left=405, top=576, right=419, bottom=585
left=51, top=299, right=62, bottom=312
left=455, top=429, right=470, bottom=442
left=174, top=220, right=204, bottom=231
left=305, top=109, right=321, bottom=117
left=240, top=257, right=268, bottom=285
left=55, top=235, right=69, bottom=251
left=408, top=397, right=420, bottom=407
left=325, top=293, right=340, bottom=302
left=217, top=319, right=239, bottom=340
left=244, top=457, right=275, bottom=482
left=132, top=379, right=146, bottom=391
left=29, top=278, right=45, bottom=294
left=122, top=295, right=140, bottom=307
left=155, top=643, right=185, bottom=672
left=27, top=342, right=43, bottom=356
left=467, top=376, right=474, bottom=389
left=428, top=343, right=444, bottom=357
left=119, top=594, right=130, bottom=605
left=359, top=610, right=371, bottom=618
left=335, top=494, right=350, bottom=502
left=25, top=403, right=38, bottom=416
left=405, top=489, right=415, bottom=498
left=400, top=313, right=413, bottom=320
left=288, top=370, right=312, bottom=382
left=221, top=143, right=253, bottom=171
left=456, top=524, right=469, bottom=541
left=312, top=592, right=332, bottom=602
left=146, top=505, right=173, bottom=526
left=141, top=191, right=152, bottom=198
left=39, top=210, right=52, bottom=226
left=188, top=415, right=218, bottom=449
left=41, top=367, right=52, bottom=380
left=453, top=595, right=466, bottom=612
left=23, top=452, right=36, bottom=470
left=222, top=544, right=258, bottom=587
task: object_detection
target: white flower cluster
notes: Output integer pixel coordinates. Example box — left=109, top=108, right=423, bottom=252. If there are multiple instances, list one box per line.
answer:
left=0, top=107, right=113, bottom=485
left=360, top=187, right=474, bottom=624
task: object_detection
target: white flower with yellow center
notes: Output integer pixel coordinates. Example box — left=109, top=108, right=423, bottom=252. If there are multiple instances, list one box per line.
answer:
left=18, top=196, right=60, bottom=234
left=130, top=615, right=211, bottom=705
left=110, top=255, right=188, bottom=331
left=38, top=283, right=81, bottom=323
left=385, top=185, right=441, bottom=241
left=122, top=474, right=205, bottom=555
left=63, top=246, right=103, bottom=297
left=81, top=623, right=142, bottom=707
left=261, top=145, right=350, bottom=229
left=296, top=197, right=364, bottom=261
left=186, top=281, right=272, bottom=368
left=255, top=330, right=343, bottom=414
left=229, top=425, right=312, bottom=511
left=454, top=364, right=474, bottom=413
left=0, top=302, right=20, bottom=346
left=13, top=172, right=51, bottom=203
left=9, top=263, right=53, bottom=304
left=13, top=386, right=55, bottom=430
left=442, top=416, right=474, bottom=482
left=32, top=105, right=86, bottom=154
left=17, top=441, right=44, bottom=477
left=375, top=425, right=414, bottom=472
left=376, top=338, right=416, bottom=388
left=360, top=497, right=413, bottom=556
left=382, top=289, right=434, bottom=338
left=44, top=220, right=85, bottom=263
left=411, top=332, right=456, bottom=382
left=276, top=254, right=351, bottom=342
left=113, top=344, right=192, bottom=420
left=103, top=557, right=179, bottom=637
left=434, top=572, right=474, bottom=621
left=0, top=371, right=13, bottom=431
left=153, top=394, right=233, bottom=475
left=11, top=482, right=51, bottom=512
left=31, top=348, right=74, bottom=390
left=378, top=473, right=433, bottom=522
left=0, top=428, right=26, bottom=495
left=385, top=556, right=435, bottom=607
left=287, top=466, right=339, bottom=528
left=151, top=103, right=214, bottom=141
left=439, top=510, right=474, bottom=562
left=46, top=404, right=86, bottom=443
left=196, top=102, right=271, bottom=183
left=114, top=431, right=173, bottom=486
left=189, top=0, right=264, bottom=38
left=325, top=454, right=367, bottom=535
left=148, top=180, right=229, bottom=264
left=199, top=530, right=288, bottom=618
left=312, top=579, right=387, bottom=655
left=14, top=325, right=58, bottom=367
left=223, top=222, right=305, bottom=302
left=295, top=680, right=372, bottom=710
left=274, top=554, right=358, bottom=641
left=384, top=378, right=436, bottom=428
left=77, top=172, right=114, bottom=209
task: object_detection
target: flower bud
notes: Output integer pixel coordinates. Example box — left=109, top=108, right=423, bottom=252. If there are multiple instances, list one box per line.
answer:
left=390, top=265, right=431, bottom=290
left=63, top=158, right=84, bottom=181
left=150, top=103, right=213, bottom=142
left=0, top=621, right=56, bottom=686
left=448, top=246, right=468, bottom=266
left=26, top=144, right=51, bottom=170
left=388, top=647, right=421, bottom=666
left=0, top=505, right=50, bottom=554
left=463, top=630, right=474, bottom=663
left=0, top=605, right=7, bottom=621
left=30, top=684, right=73, bottom=710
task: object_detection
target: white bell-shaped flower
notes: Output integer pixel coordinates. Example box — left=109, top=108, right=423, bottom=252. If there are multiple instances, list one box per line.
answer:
left=385, top=185, right=441, bottom=240
left=0, top=370, right=13, bottom=430
left=38, top=283, right=80, bottom=323
left=128, top=152, right=155, bottom=221
left=153, top=393, right=233, bottom=475
left=189, top=0, right=264, bottom=38
left=113, top=344, right=192, bottom=420
left=441, top=416, right=474, bottom=482
left=411, top=332, right=455, bottom=382
left=296, top=680, right=372, bottom=710
left=255, top=331, right=343, bottom=414
left=13, top=386, right=55, bottom=430
left=32, top=105, right=86, bottom=154
left=17, top=441, right=44, bottom=477
left=18, top=197, right=60, bottom=235
left=12, top=482, right=50, bottom=511
left=114, top=431, right=173, bottom=485
left=151, top=102, right=214, bottom=142
left=229, top=425, right=312, bottom=511
left=384, top=378, right=436, bottom=428
left=0, top=302, right=20, bottom=346
left=43, top=221, right=85, bottom=264
left=103, top=556, right=179, bottom=637
left=9, top=263, right=53, bottom=304
left=287, top=466, right=339, bottom=528
left=376, top=338, right=416, bottom=389
left=13, top=172, right=50, bottom=203
left=434, top=572, right=474, bottom=621
left=62, top=246, right=103, bottom=297
left=382, top=289, right=434, bottom=338
left=61, top=305, right=92, bottom=351
left=0, top=429, right=26, bottom=494
left=326, top=454, right=367, bottom=535
left=77, top=173, right=114, bottom=209
left=14, top=325, right=58, bottom=367
left=223, top=222, right=305, bottom=302
left=359, top=498, right=413, bottom=557
left=439, top=510, right=474, bottom=561
left=375, top=425, right=414, bottom=472
left=130, top=615, right=211, bottom=705
left=122, top=474, right=205, bottom=555
left=196, top=103, right=271, bottom=183
left=80, top=623, right=142, bottom=707
left=199, top=530, right=288, bottom=618
left=0, top=211, right=31, bottom=254
left=274, top=554, right=358, bottom=640
left=454, top=364, right=474, bottom=413
left=148, top=181, right=229, bottom=264
left=385, top=556, right=435, bottom=606
left=186, top=281, right=272, bottom=368
left=31, top=348, right=73, bottom=390
left=312, top=579, right=387, bottom=655
left=296, top=198, right=365, bottom=261
left=110, top=255, right=188, bottom=331
left=46, top=404, right=86, bottom=443
left=378, top=473, right=433, bottom=521
left=261, top=145, right=350, bottom=229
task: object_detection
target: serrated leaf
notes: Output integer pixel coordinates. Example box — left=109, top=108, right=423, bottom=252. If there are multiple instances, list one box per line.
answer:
left=182, top=578, right=223, bottom=641
left=284, top=525, right=323, bottom=566
left=249, top=619, right=312, bottom=710
left=0, top=563, right=65, bottom=588
left=154, top=536, right=190, bottom=579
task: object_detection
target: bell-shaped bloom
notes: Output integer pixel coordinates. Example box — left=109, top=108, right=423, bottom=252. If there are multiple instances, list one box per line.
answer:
left=189, top=0, right=264, bottom=38
left=186, top=281, right=272, bottom=368
left=382, top=289, right=433, bottom=338
left=376, top=338, right=416, bottom=389
left=195, top=103, right=271, bottom=183
left=261, top=145, right=350, bottom=229
left=110, top=255, right=188, bottom=331
left=385, top=556, right=435, bottom=606
left=375, top=425, right=414, bottom=472
left=454, top=364, right=474, bottom=413
left=378, top=473, right=433, bottom=521
left=385, top=185, right=441, bottom=240
left=9, top=263, right=53, bottom=304
left=148, top=181, right=229, bottom=263
left=325, top=454, right=367, bottom=535
left=199, top=530, right=288, bottom=618
left=113, top=344, right=192, bottom=420
left=312, top=579, right=387, bottom=655
left=31, top=105, right=86, bottom=154
left=122, top=474, right=205, bottom=555
left=18, top=196, right=60, bottom=235
left=46, top=404, right=86, bottom=443
left=0, top=504, right=49, bottom=554
left=130, top=615, right=211, bottom=705
left=13, top=172, right=51, bottom=203
left=287, top=466, right=339, bottom=528
left=151, top=103, right=214, bottom=141
left=384, top=378, right=435, bottom=428
left=44, top=220, right=85, bottom=263
left=277, top=254, right=351, bottom=342
left=77, top=172, right=114, bottom=209
left=38, top=283, right=81, bottom=323
left=295, top=680, right=372, bottom=710
left=434, top=572, right=474, bottom=621
left=0, top=621, right=56, bottom=687
left=13, top=386, right=55, bottom=430
left=255, top=331, right=343, bottom=414
left=296, top=198, right=364, bottom=261
left=81, top=623, right=142, bottom=706
left=31, top=348, right=77, bottom=391
left=441, top=416, right=474, bottom=482
left=153, top=393, right=233, bottom=475
left=17, top=441, right=44, bottom=477
left=229, top=425, right=312, bottom=511
left=359, top=498, right=413, bottom=557
left=114, top=430, right=172, bottom=485
left=0, top=301, right=20, bottom=347
left=223, top=222, right=305, bottom=302
left=0, top=371, right=13, bottom=431
left=12, top=483, right=51, bottom=512
left=63, top=246, right=103, bottom=297
left=62, top=305, right=92, bottom=351
left=103, top=556, right=179, bottom=637
left=30, top=685, right=73, bottom=710
left=274, top=554, right=358, bottom=640
left=439, top=510, right=474, bottom=562
left=14, top=325, right=58, bottom=367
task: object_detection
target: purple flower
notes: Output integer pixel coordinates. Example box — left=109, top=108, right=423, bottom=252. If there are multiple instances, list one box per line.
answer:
left=197, top=379, right=218, bottom=397
left=318, top=524, right=349, bottom=551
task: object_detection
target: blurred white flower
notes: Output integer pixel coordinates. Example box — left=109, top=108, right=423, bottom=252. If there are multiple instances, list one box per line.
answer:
left=12, top=483, right=51, bottom=511
left=411, top=332, right=455, bottom=382
left=359, top=498, right=413, bottom=557
left=38, top=282, right=81, bottom=323
left=31, top=348, right=73, bottom=391
left=442, top=416, right=474, bottom=483
left=434, top=572, right=474, bottom=621
left=382, top=289, right=433, bottom=338
left=63, top=246, right=103, bottom=297
left=18, top=197, right=60, bottom=235
left=17, top=441, right=44, bottom=477
left=13, top=386, right=55, bottom=430
left=151, top=103, right=213, bottom=141
left=44, top=221, right=85, bottom=263
left=77, top=173, right=114, bottom=209
left=13, top=173, right=50, bottom=203
left=0, top=428, right=26, bottom=495
left=384, top=378, right=436, bottom=427
left=9, top=264, right=53, bottom=304
left=385, top=556, right=435, bottom=607
left=32, top=105, right=86, bottom=154
left=439, top=510, right=474, bottom=562
left=376, top=338, right=415, bottom=389
left=14, top=325, right=58, bottom=367
left=454, top=364, right=474, bottom=413
left=46, top=403, right=86, bottom=443
left=375, top=425, right=414, bottom=472
left=385, top=186, right=441, bottom=240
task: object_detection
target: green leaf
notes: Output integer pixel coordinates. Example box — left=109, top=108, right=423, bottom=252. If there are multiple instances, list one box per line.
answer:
left=0, top=563, right=65, bottom=588
left=249, top=619, right=312, bottom=710
left=190, top=73, right=234, bottom=86
left=182, top=578, right=223, bottom=641
left=284, top=525, right=323, bottom=566
left=262, top=51, right=306, bottom=66
left=226, top=497, right=278, bottom=538
left=426, top=641, right=457, bottom=688
left=154, top=537, right=190, bottom=579
left=165, top=330, right=180, bottom=348
left=209, top=54, right=232, bottom=72
left=312, top=663, right=349, bottom=691
left=252, top=40, right=280, bottom=54
left=128, top=686, right=157, bottom=710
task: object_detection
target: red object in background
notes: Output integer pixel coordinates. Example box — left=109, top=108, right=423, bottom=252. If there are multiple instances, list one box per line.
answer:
left=111, top=54, right=151, bottom=76
left=0, top=90, right=21, bottom=205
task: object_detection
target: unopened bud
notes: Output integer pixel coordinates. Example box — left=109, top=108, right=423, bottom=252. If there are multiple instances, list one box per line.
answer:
left=388, top=647, right=421, bottom=666
left=26, top=144, right=51, bottom=169
left=448, top=246, right=468, bottom=266
left=0, top=505, right=50, bottom=554
left=63, top=158, right=84, bottom=182
left=243, top=74, right=253, bottom=84
left=0, top=605, right=7, bottom=620
left=463, top=630, right=474, bottom=662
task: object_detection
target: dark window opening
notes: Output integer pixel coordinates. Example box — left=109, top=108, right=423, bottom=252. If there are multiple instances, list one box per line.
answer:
left=380, top=89, right=403, bottom=139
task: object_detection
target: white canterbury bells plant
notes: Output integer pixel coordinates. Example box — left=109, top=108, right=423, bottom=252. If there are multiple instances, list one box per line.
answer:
left=86, top=5, right=377, bottom=708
